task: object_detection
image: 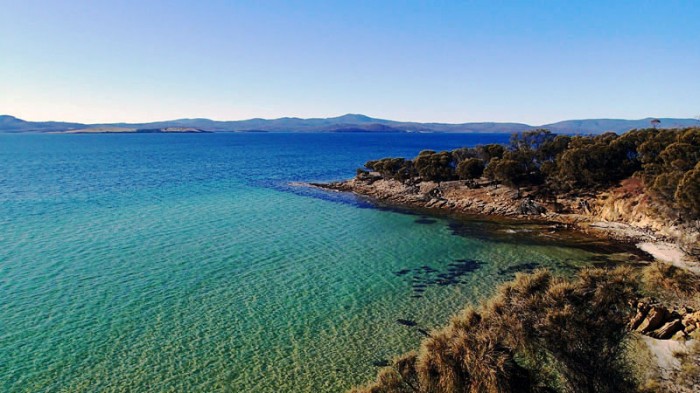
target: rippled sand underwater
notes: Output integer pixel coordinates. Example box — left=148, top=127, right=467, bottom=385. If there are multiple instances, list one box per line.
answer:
left=0, top=133, right=643, bottom=392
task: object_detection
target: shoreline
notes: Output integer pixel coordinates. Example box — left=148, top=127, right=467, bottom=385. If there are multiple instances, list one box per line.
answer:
left=309, top=177, right=700, bottom=270
left=311, top=176, right=700, bottom=392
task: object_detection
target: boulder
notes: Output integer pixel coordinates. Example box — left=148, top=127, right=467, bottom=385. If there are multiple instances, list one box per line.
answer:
left=629, top=309, right=649, bottom=330
left=427, top=187, right=443, bottom=199
left=518, top=198, right=546, bottom=215
left=682, top=311, right=700, bottom=330
left=649, top=319, right=684, bottom=339
left=636, top=306, right=669, bottom=333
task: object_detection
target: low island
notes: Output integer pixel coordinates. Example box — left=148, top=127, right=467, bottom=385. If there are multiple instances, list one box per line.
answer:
left=316, top=127, right=700, bottom=392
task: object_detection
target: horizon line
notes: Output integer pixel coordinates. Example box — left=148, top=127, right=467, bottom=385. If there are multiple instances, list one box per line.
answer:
left=3, top=113, right=699, bottom=127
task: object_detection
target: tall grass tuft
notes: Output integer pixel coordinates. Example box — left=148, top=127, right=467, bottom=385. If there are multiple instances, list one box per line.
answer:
left=351, top=267, right=640, bottom=393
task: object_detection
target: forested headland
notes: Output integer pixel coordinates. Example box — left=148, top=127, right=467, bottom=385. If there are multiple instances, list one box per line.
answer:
left=359, top=128, right=700, bottom=222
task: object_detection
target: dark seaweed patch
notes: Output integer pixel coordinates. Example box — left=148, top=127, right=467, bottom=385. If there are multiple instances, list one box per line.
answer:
left=394, top=318, right=433, bottom=338
left=393, top=259, right=484, bottom=298
left=414, top=218, right=438, bottom=225
left=393, top=269, right=411, bottom=276
left=397, top=318, right=418, bottom=327
left=498, top=262, right=541, bottom=276
left=372, top=359, right=390, bottom=367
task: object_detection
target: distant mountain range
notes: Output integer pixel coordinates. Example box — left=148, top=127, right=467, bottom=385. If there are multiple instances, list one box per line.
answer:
left=1, top=114, right=698, bottom=134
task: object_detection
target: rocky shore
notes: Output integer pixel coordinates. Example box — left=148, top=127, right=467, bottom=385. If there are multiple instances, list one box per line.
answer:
left=631, top=300, right=700, bottom=341
left=314, top=173, right=700, bottom=392
left=313, top=174, right=700, bottom=266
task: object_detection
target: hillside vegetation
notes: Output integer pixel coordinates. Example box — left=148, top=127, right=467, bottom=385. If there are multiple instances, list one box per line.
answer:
left=361, top=128, right=700, bottom=221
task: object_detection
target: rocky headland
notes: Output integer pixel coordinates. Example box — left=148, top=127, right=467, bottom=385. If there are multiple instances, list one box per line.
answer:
left=313, top=173, right=700, bottom=392
left=317, top=128, right=700, bottom=392
left=314, top=174, right=699, bottom=268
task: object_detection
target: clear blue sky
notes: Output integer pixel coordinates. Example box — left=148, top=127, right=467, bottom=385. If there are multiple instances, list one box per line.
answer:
left=1, top=0, right=699, bottom=124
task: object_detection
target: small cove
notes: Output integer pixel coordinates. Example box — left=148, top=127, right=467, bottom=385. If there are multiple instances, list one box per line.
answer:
left=0, top=133, right=648, bottom=392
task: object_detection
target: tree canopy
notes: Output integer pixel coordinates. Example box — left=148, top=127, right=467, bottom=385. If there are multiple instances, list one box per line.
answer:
left=360, top=127, right=700, bottom=220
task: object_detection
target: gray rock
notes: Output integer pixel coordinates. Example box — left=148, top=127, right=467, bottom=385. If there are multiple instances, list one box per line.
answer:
left=519, top=198, right=547, bottom=215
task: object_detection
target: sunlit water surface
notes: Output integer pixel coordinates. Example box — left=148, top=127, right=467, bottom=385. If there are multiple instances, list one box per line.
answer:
left=0, top=133, right=640, bottom=392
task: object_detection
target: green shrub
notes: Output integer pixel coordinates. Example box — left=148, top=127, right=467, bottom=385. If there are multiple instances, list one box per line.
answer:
left=414, top=151, right=455, bottom=182
left=456, top=158, right=485, bottom=180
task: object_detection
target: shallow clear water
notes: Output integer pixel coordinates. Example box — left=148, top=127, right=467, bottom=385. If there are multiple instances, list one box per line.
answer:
left=0, top=133, right=638, bottom=392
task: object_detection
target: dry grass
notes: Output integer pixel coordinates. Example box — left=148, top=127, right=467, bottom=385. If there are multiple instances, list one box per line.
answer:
left=673, top=341, right=700, bottom=390
left=641, top=262, right=700, bottom=307
left=351, top=267, right=641, bottom=393
left=622, top=335, right=660, bottom=393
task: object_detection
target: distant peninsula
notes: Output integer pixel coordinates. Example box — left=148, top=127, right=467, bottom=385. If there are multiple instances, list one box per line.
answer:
left=1, top=113, right=698, bottom=134
left=60, top=126, right=210, bottom=134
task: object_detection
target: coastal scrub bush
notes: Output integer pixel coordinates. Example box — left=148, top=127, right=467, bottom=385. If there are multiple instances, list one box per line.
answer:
left=551, top=132, right=641, bottom=191
left=641, top=261, right=700, bottom=304
left=482, top=156, right=535, bottom=188
left=477, top=144, right=506, bottom=163
left=673, top=341, right=700, bottom=390
left=365, top=158, right=416, bottom=182
left=509, top=129, right=556, bottom=151
left=640, top=128, right=700, bottom=219
left=456, top=158, right=485, bottom=180
left=675, top=162, right=700, bottom=218
left=451, top=147, right=478, bottom=163
left=350, top=267, right=639, bottom=393
left=414, top=150, right=455, bottom=182
left=359, top=126, right=700, bottom=220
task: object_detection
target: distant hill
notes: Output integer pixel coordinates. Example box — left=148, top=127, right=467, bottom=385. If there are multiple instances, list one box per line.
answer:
left=1, top=114, right=697, bottom=134
left=541, top=118, right=700, bottom=134
left=0, top=115, right=85, bottom=133
left=63, top=126, right=210, bottom=134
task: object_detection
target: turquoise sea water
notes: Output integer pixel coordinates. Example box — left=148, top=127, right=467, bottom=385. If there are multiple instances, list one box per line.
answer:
left=0, top=133, right=639, bottom=392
